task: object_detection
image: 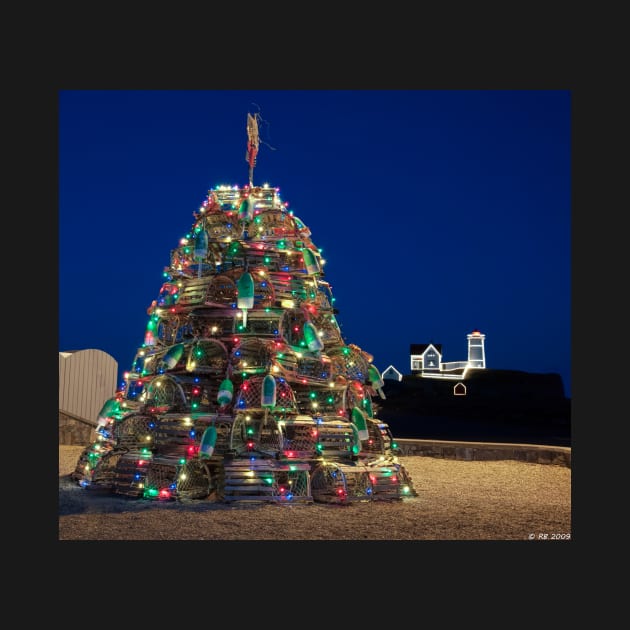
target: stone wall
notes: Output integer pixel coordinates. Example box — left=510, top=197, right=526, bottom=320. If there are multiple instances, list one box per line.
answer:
left=396, top=438, right=571, bottom=468
left=59, top=411, right=96, bottom=446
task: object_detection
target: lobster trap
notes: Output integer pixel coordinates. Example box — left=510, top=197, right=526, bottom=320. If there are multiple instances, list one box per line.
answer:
left=359, top=419, right=399, bottom=457
left=328, top=346, right=371, bottom=383
left=276, top=415, right=319, bottom=459
left=141, top=455, right=213, bottom=501
left=311, top=418, right=358, bottom=460
left=113, top=450, right=154, bottom=497
left=230, top=337, right=274, bottom=375
left=291, top=382, right=345, bottom=416
left=151, top=413, right=198, bottom=458
left=233, top=375, right=298, bottom=415
left=236, top=311, right=282, bottom=337
left=205, top=274, right=237, bottom=306
left=143, top=375, right=188, bottom=413
left=111, top=413, right=156, bottom=450
left=229, top=411, right=284, bottom=457
left=222, top=457, right=312, bottom=503
left=310, top=311, right=342, bottom=345
left=185, top=338, right=230, bottom=374
left=310, top=460, right=416, bottom=504
left=71, top=441, right=116, bottom=488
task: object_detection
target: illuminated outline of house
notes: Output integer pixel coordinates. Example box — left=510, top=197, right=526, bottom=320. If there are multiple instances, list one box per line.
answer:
left=382, top=365, right=403, bottom=381
left=410, top=329, right=486, bottom=380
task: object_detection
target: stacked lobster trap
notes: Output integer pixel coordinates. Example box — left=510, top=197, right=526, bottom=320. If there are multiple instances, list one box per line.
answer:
left=72, top=116, right=416, bottom=505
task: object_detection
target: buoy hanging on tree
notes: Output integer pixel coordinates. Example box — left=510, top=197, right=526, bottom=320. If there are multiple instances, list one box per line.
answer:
left=96, top=398, right=121, bottom=430
left=193, top=228, right=208, bottom=278
left=368, top=364, right=386, bottom=399
left=261, top=373, right=277, bottom=408
left=237, top=271, right=255, bottom=327
left=217, top=378, right=234, bottom=408
left=238, top=196, right=255, bottom=223
left=303, top=321, right=324, bottom=353
left=351, top=406, right=369, bottom=441
left=301, top=247, right=320, bottom=275
left=199, top=425, right=217, bottom=458
left=293, top=215, right=311, bottom=238
left=160, top=343, right=185, bottom=370
left=144, top=318, right=157, bottom=346
left=97, top=398, right=120, bottom=420
left=350, top=423, right=361, bottom=455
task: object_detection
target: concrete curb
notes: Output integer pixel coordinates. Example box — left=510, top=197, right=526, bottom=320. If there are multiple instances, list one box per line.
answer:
left=395, top=438, right=571, bottom=468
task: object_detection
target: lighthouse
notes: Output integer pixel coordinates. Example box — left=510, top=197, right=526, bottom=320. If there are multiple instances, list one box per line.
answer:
left=467, top=329, right=486, bottom=369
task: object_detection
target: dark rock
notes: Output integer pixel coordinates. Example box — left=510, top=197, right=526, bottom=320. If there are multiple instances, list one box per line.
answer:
left=378, top=368, right=570, bottom=446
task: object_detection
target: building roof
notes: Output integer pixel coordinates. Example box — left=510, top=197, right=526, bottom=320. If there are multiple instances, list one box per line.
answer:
left=382, top=364, right=403, bottom=376
left=410, top=343, right=442, bottom=355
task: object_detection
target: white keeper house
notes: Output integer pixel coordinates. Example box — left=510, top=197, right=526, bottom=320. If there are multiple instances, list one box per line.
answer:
left=409, top=329, right=486, bottom=380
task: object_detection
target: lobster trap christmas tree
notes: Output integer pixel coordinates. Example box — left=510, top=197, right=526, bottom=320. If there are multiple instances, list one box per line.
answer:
left=72, top=113, right=416, bottom=504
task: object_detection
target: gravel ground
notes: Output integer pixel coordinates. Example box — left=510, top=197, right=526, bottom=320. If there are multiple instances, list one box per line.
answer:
left=59, top=445, right=571, bottom=541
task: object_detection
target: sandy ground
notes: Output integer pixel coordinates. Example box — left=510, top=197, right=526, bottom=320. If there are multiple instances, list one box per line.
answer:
left=59, top=445, right=571, bottom=541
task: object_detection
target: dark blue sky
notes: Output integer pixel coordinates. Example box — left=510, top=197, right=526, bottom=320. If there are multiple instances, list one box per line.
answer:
left=59, top=90, right=571, bottom=397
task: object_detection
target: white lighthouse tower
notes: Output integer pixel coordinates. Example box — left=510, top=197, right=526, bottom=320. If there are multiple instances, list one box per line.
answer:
left=467, top=329, right=486, bottom=369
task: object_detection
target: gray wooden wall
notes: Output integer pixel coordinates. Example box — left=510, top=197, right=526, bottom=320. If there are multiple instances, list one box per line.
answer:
left=59, top=349, right=118, bottom=424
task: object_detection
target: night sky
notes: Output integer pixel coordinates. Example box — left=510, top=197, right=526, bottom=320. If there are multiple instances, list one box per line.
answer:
left=59, top=90, right=571, bottom=397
